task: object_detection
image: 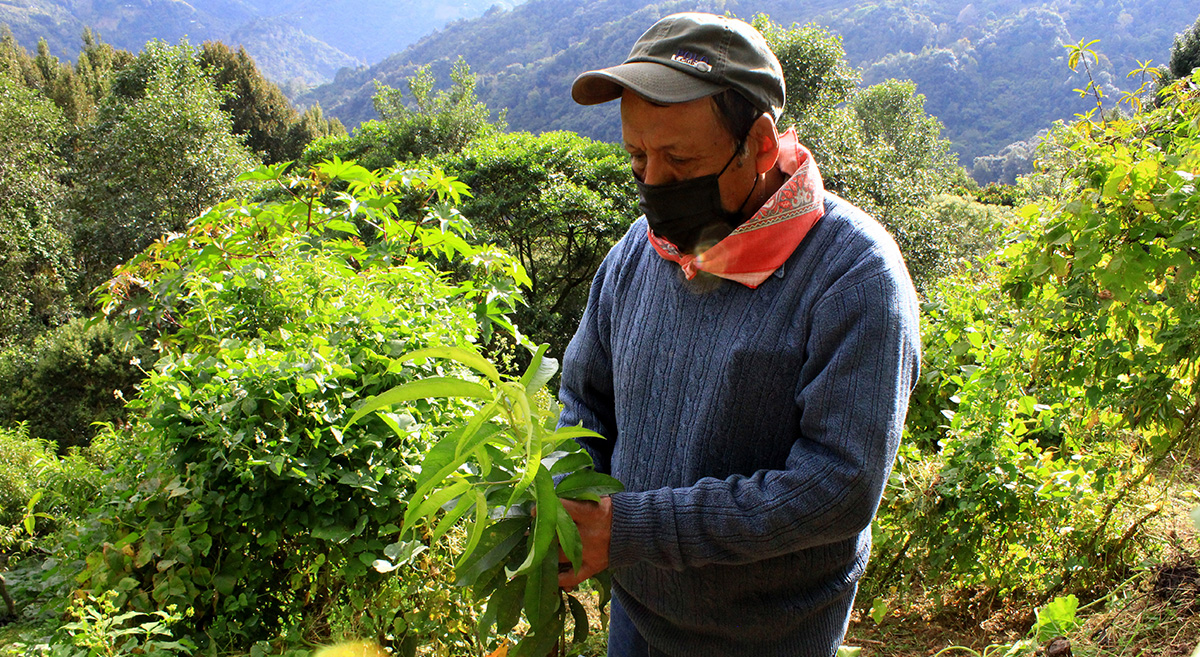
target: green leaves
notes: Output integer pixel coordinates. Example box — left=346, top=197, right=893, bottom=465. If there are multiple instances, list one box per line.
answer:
left=1033, top=595, right=1081, bottom=641
left=367, top=346, right=622, bottom=655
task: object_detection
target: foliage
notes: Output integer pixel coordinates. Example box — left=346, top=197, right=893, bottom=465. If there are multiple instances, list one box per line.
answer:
left=57, top=159, right=528, bottom=651
left=52, top=590, right=194, bottom=657
left=917, top=194, right=1012, bottom=274
left=751, top=16, right=859, bottom=119
left=0, top=318, right=152, bottom=451
left=0, top=424, right=104, bottom=549
left=871, top=67, right=1200, bottom=603
left=432, top=131, right=635, bottom=357
left=754, top=16, right=965, bottom=289
left=0, top=75, right=75, bottom=348
left=306, top=59, right=504, bottom=170
left=971, top=133, right=1046, bottom=187
left=199, top=41, right=345, bottom=164
left=346, top=345, right=623, bottom=657
left=68, top=40, right=258, bottom=296
left=0, top=29, right=134, bottom=126
left=298, top=0, right=1197, bottom=166
left=1170, top=14, right=1200, bottom=80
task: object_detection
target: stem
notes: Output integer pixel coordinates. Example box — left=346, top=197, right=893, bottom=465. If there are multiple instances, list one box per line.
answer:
left=1089, top=394, right=1200, bottom=549
left=0, top=572, right=14, bottom=617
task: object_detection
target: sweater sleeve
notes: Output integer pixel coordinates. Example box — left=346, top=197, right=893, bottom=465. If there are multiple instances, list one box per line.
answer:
left=606, top=265, right=921, bottom=571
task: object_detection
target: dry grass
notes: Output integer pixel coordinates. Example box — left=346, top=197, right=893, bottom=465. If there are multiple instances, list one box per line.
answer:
left=844, top=493, right=1200, bottom=657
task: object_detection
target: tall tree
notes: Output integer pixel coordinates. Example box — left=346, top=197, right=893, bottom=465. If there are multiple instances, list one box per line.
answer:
left=68, top=41, right=257, bottom=294
left=434, top=130, right=635, bottom=356
left=755, top=16, right=966, bottom=289
left=199, top=41, right=344, bottom=164
left=0, top=76, right=74, bottom=346
left=1169, top=14, right=1200, bottom=79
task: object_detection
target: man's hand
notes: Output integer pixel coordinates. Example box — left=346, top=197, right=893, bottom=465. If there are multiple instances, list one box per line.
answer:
left=558, top=495, right=612, bottom=589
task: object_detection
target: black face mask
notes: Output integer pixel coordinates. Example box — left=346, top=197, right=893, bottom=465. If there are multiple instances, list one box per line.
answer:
left=635, top=142, right=757, bottom=254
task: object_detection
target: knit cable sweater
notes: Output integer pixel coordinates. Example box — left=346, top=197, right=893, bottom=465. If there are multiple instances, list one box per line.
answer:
left=557, top=193, right=922, bottom=656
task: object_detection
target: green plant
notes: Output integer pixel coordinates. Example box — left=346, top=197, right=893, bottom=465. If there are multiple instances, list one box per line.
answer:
left=53, top=159, right=530, bottom=651
left=0, top=317, right=153, bottom=450
left=347, top=345, right=623, bottom=656
left=869, top=62, right=1200, bottom=607
left=928, top=595, right=1080, bottom=656
left=0, top=424, right=104, bottom=543
left=54, top=590, right=194, bottom=657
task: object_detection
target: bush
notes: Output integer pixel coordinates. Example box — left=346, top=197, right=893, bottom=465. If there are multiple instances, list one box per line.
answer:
left=55, top=160, right=528, bottom=652
left=433, top=131, right=635, bottom=356
left=0, top=317, right=152, bottom=451
left=0, top=424, right=103, bottom=545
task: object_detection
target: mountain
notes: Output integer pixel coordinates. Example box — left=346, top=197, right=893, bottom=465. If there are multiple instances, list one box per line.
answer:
left=0, top=0, right=527, bottom=88
left=296, top=0, right=1198, bottom=165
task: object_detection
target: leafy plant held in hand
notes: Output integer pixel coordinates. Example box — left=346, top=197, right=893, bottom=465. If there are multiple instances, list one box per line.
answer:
left=348, top=345, right=622, bottom=656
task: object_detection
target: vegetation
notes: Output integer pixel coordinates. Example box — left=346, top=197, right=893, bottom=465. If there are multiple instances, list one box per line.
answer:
left=2, top=9, right=1200, bottom=657
left=0, top=0, right=510, bottom=91
left=199, top=42, right=346, bottom=164
left=297, top=0, right=1197, bottom=175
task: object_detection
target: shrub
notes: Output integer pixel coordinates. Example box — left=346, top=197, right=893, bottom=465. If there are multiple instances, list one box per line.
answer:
left=53, top=160, right=528, bottom=652
left=0, top=424, right=104, bottom=546
left=0, top=317, right=152, bottom=450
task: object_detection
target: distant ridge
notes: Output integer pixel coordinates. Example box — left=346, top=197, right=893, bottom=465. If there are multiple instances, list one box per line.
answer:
left=0, top=0, right=526, bottom=88
left=298, top=0, right=1197, bottom=163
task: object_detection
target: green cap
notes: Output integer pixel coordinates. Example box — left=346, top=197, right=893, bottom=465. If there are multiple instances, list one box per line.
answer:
left=571, top=12, right=785, bottom=119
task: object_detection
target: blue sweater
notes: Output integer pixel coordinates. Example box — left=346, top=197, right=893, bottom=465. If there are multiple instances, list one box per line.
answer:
left=557, top=194, right=922, bottom=656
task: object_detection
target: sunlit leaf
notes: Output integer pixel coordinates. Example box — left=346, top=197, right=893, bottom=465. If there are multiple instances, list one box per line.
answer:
left=345, top=377, right=493, bottom=427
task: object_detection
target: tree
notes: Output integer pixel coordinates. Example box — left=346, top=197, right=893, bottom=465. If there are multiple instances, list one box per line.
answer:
left=199, top=41, right=345, bottom=164
left=67, top=41, right=258, bottom=294
left=752, top=15, right=859, bottom=121
left=755, top=16, right=967, bottom=290
left=307, top=58, right=504, bottom=169
left=0, top=76, right=75, bottom=347
left=434, top=131, right=635, bottom=356
left=1169, top=14, right=1200, bottom=79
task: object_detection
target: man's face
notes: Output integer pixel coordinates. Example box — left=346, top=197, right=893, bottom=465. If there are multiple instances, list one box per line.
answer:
left=620, top=90, right=757, bottom=217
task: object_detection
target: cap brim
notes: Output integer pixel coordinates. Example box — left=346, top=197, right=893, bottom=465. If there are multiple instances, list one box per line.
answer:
left=571, top=61, right=725, bottom=106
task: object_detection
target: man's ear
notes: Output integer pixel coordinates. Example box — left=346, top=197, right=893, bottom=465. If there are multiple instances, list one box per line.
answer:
left=750, top=113, right=780, bottom=175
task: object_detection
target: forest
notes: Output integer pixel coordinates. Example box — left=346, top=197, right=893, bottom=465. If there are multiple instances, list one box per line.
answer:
left=1, top=6, right=1200, bottom=657
left=295, top=0, right=1197, bottom=182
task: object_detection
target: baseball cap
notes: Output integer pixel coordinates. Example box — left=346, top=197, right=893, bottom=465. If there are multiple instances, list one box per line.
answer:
left=571, top=12, right=786, bottom=118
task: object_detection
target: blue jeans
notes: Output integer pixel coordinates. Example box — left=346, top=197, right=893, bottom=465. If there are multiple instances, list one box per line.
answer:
left=606, top=593, right=670, bottom=657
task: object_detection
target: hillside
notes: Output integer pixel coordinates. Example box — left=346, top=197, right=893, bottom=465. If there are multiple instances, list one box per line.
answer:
left=297, top=0, right=1198, bottom=165
left=0, top=0, right=526, bottom=88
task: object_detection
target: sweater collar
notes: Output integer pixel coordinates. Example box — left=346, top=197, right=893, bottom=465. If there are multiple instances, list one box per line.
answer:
left=646, top=128, right=825, bottom=288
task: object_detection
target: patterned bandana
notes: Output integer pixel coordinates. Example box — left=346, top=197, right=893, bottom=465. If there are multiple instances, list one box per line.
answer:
left=647, top=127, right=825, bottom=288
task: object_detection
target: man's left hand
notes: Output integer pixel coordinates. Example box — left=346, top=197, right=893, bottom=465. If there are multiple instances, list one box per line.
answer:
left=558, top=495, right=612, bottom=589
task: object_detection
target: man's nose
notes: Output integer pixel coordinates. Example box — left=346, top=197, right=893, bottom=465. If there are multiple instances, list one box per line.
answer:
left=641, top=157, right=675, bottom=186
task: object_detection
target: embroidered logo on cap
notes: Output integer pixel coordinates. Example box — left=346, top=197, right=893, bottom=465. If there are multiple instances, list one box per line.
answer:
left=671, top=49, right=712, bottom=73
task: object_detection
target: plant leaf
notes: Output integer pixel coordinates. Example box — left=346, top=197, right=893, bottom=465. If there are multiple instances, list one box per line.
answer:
left=519, top=343, right=558, bottom=392
left=567, top=594, right=589, bottom=643
left=556, top=503, right=583, bottom=574
left=346, top=377, right=493, bottom=427
left=431, top=491, right=478, bottom=543
left=456, top=518, right=529, bottom=586
left=405, top=480, right=471, bottom=530
left=514, top=466, right=558, bottom=575
left=398, top=346, right=501, bottom=383
left=521, top=546, right=561, bottom=640
left=457, top=489, right=489, bottom=566
left=555, top=469, right=624, bottom=502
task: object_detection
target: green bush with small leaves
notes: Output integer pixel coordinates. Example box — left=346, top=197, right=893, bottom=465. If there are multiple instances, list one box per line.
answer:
left=50, top=159, right=530, bottom=652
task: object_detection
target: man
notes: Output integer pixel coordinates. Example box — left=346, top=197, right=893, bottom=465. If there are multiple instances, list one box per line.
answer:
left=555, top=12, right=921, bottom=657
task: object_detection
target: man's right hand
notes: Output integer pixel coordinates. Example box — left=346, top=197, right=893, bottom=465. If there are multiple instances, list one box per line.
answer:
left=558, top=495, right=612, bottom=589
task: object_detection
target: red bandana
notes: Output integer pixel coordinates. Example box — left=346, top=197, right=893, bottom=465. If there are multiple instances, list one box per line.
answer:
left=647, top=128, right=825, bottom=288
